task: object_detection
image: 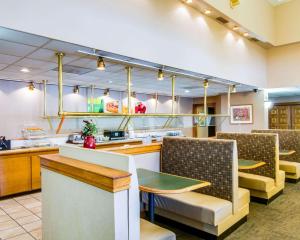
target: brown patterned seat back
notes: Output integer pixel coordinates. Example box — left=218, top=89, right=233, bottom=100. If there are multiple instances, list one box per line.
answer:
left=252, top=129, right=300, bottom=163
left=161, top=137, right=238, bottom=203
left=217, top=133, right=278, bottom=180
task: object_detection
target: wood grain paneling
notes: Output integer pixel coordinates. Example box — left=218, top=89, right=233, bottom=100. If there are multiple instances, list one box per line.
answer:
left=41, top=154, right=131, bottom=193
left=105, top=143, right=162, bottom=155
left=31, top=156, right=41, bottom=190
left=0, top=156, right=32, bottom=197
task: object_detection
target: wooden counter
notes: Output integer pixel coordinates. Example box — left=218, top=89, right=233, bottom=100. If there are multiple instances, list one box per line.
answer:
left=104, top=142, right=162, bottom=155
left=0, top=139, right=143, bottom=198
left=41, top=154, right=131, bottom=193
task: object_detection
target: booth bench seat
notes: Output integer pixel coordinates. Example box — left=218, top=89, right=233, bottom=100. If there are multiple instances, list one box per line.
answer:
left=238, top=170, right=285, bottom=201
left=141, top=219, right=176, bottom=240
left=143, top=188, right=249, bottom=227
left=280, top=161, right=300, bottom=182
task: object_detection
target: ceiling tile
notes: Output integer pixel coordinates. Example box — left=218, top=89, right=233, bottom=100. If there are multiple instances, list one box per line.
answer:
left=0, top=53, right=21, bottom=64
left=16, top=58, right=57, bottom=70
left=0, top=40, right=37, bottom=57
left=0, top=28, right=49, bottom=47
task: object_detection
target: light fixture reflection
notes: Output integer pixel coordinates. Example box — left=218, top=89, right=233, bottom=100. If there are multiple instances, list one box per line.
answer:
left=186, top=0, right=193, bottom=3
left=157, top=69, right=164, bottom=81
left=21, top=68, right=30, bottom=73
left=243, top=32, right=249, bottom=37
left=97, top=57, right=106, bottom=71
left=233, top=26, right=239, bottom=31
left=204, top=9, right=211, bottom=15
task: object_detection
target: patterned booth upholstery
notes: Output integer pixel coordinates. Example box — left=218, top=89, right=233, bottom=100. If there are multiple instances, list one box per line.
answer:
left=216, top=133, right=285, bottom=203
left=252, top=129, right=300, bottom=182
left=143, top=137, right=250, bottom=238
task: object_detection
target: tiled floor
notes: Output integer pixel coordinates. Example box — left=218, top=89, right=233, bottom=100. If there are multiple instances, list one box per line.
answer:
left=0, top=193, right=42, bottom=240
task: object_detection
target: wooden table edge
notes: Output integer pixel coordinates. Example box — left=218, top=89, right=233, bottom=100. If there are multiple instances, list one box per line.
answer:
left=239, top=161, right=266, bottom=170
left=139, top=181, right=211, bottom=194
left=279, top=150, right=296, bottom=156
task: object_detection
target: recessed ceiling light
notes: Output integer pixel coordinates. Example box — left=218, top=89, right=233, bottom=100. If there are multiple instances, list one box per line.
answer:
left=108, top=80, right=113, bottom=84
left=204, top=9, right=211, bottom=15
left=21, top=68, right=30, bottom=73
left=233, top=26, right=239, bottom=31
left=185, top=90, right=190, bottom=93
left=243, top=32, right=249, bottom=37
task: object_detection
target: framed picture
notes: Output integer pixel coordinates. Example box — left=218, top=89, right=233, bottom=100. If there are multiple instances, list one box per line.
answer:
left=230, top=105, right=253, bottom=124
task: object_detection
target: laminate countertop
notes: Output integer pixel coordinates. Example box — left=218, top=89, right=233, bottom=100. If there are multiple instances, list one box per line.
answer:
left=0, top=139, right=144, bottom=156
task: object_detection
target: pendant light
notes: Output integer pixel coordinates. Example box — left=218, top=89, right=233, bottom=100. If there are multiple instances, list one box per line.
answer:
left=104, top=88, right=110, bottom=96
left=157, top=69, right=164, bottom=81
left=231, top=85, right=237, bottom=93
left=97, top=57, right=106, bottom=71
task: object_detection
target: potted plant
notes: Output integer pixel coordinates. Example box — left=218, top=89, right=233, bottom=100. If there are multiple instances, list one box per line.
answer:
left=81, top=120, right=98, bottom=149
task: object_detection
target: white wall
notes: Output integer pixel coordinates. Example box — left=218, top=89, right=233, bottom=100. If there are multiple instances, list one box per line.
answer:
left=267, top=42, right=300, bottom=88
left=204, top=0, right=275, bottom=44
left=219, top=91, right=267, bottom=133
left=0, top=0, right=267, bottom=88
left=0, top=80, right=193, bottom=139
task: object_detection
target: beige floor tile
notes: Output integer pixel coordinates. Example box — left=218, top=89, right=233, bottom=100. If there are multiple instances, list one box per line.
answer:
left=29, top=228, right=42, bottom=240
left=16, top=199, right=37, bottom=207
left=0, top=226, right=25, bottom=239
left=13, top=195, right=33, bottom=201
left=6, top=233, right=35, bottom=240
left=27, top=207, right=41, bottom=214
left=29, top=193, right=41, bottom=198
left=0, top=220, right=19, bottom=231
left=5, top=206, right=27, bottom=215
left=9, top=210, right=32, bottom=220
left=35, top=212, right=42, bottom=219
left=22, top=220, right=41, bottom=232
left=0, top=215, right=11, bottom=224
left=0, top=209, right=6, bottom=216
left=15, top=215, right=39, bottom=226
left=32, top=196, right=41, bottom=201
left=1, top=203, right=22, bottom=211
left=24, top=202, right=41, bottom=210
left=0, top=200, right=16, bottom=208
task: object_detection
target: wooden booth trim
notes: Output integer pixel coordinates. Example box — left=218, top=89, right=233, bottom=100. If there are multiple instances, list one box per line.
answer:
left=40, top=154, right=131, bottom=193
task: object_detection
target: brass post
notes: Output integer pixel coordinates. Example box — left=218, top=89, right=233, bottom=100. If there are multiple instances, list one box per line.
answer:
left=126, top=66, right=132, bottom=114
left=227, top=85, right=231, bottom=116
left=171, top=75, right=176, bottom=114
left=43, top=80, right=47, bottom=117
left=91, top=85, right=95, bottom=112
left=56, top=52, right=65, bottom=116
left=203, top=80, right=209, bottom=116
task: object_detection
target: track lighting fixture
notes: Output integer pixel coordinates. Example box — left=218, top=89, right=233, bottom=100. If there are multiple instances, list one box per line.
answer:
left=203, top=80, right=209, bottom=88
left=104, top=88, right=110, bottom=96
left=97, top=57, right=106, bottom=71
left=231, top=85, right=237, bottom=93
left=73, top=85, right=79, bottom=94
left=28, top=82, right=35, bottom=91
left=157, top=69, right=164, bottom=81
left=131, top=92, right=137, bottom=98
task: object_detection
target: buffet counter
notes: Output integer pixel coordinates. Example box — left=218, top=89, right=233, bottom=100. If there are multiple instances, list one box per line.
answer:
left=0, top=138, right=149, bottom=198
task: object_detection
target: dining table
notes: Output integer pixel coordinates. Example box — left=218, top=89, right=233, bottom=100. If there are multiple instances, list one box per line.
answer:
left=238, top=159, right=266, bottom=170
left=137, top=168, right=210, bottom=222
left=279, top=150, right=296, bottom=156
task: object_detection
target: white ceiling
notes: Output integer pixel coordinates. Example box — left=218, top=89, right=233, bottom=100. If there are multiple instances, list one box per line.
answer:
left=0, top=27, right=254, bottom=98
left=267, top=0, right=293, bottom=6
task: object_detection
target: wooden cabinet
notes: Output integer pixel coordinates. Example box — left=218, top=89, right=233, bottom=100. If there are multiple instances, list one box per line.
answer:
left=269, top=105, right=290, bottom=129
left=269, top=104, right=300, bottom=129
left=31, top=156, right=41, bottom=190
left=0, top=156, right=32, bottom=197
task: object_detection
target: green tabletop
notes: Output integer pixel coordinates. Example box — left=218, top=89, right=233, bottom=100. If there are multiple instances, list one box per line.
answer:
left=279, top=150, right=296, bottom=156
left=137, top=168, right=210, bottom=194
left=239, top=159, right=266, bottom=170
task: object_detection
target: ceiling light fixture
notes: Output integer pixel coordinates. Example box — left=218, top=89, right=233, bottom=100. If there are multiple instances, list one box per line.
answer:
left=73, top=85, right=79, bottom=94
left=97, top=57, right=106, bottom=71
left=231, top=85, right=237, bottom=93
left=243, top=32, right=249, bottom=37
left=157, top=69, right=164, bottom=81
left=185, top=89, right=190, bottom=93
left=21, top=68, right=30, bottom=73
left=28, top=82, right=35, bottom=91
left=204, top=9, right=211, bottom=15
left=186, top=0, right=193, bottom=3
left=104, top=88, right=110, bottom=96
